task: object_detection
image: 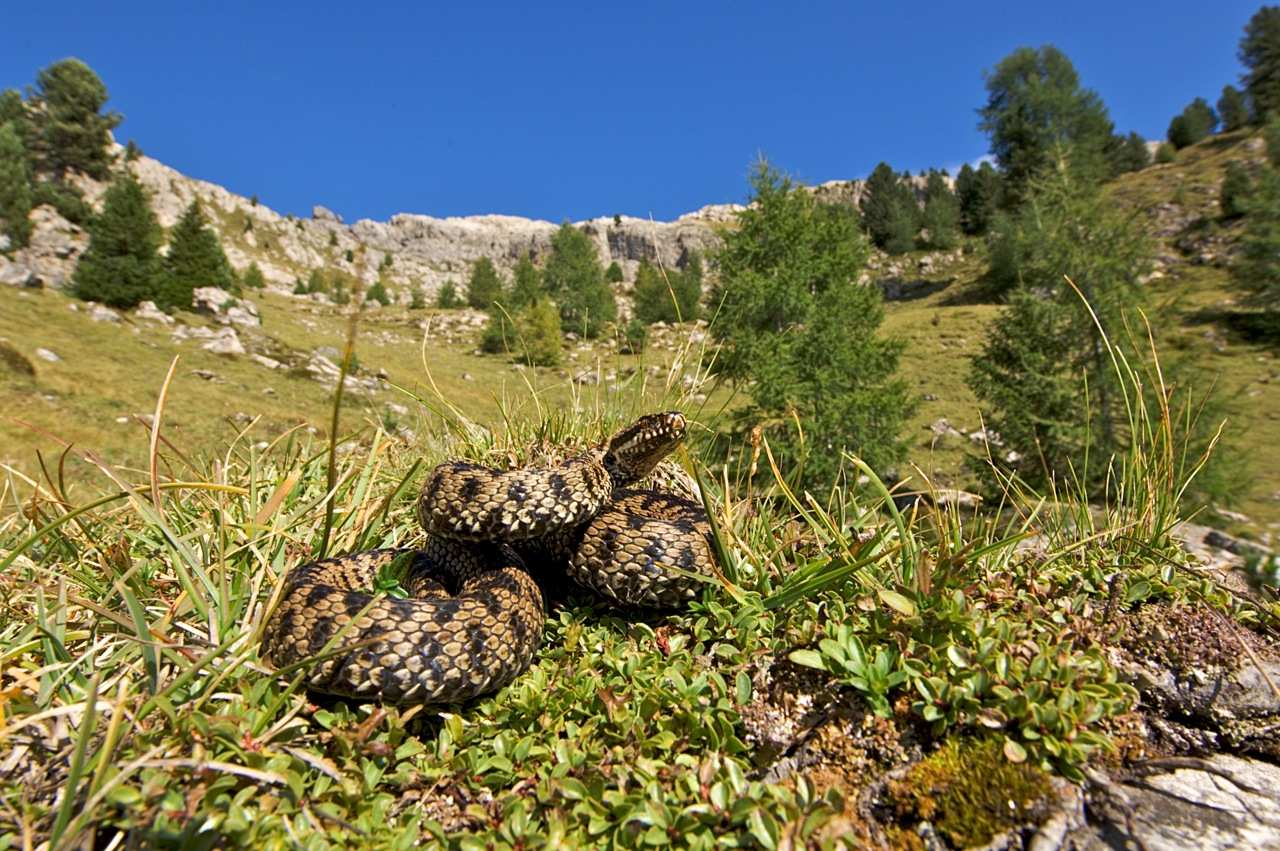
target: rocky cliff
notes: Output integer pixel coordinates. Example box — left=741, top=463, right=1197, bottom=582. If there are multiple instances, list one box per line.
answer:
left=1, top=146, right=750, bottom=301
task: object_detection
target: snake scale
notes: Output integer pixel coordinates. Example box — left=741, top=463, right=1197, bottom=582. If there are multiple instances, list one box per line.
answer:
left=263, top=412, right=713, bottom=704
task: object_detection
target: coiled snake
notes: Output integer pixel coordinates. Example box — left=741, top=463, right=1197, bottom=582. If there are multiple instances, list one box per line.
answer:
left=263, top=412, right=713, bottom=704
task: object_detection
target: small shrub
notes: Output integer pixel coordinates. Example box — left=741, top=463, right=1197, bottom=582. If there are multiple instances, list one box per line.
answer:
left=292, top=278, right=307, bottom=295
left=242, top=262, right=266, bottom=289
left=517, top=298, right=562, bottom=366
left=409, top=286, right=427, bottom=309
left=365, top=279, right=391, bottom=306
left=329, top=232, right=338, bottom=247
left=344, top=249, right=354, bottom=263
left=1154, top=142, right=1177, bottom=164
left=619, top=318, right=647, bottom=354
left=31, top=180, right=92, bottom=226
left=436, top=281, right=462, bottom=309
left=605, top=261, right=624, bottom=283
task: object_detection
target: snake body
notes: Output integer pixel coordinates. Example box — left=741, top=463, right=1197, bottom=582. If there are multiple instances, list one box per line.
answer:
left=263, top=412, right=712, bottom=704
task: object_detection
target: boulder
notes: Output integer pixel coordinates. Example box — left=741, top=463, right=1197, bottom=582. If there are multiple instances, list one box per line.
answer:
left=134, top=301, right=175, bottom=325
left=34, top=348, right=60, bottom=363
left=88, top=303, right=121, bottom=323
left=312, top=205, right=343, bottom=223
left=201, top=327, right=244, bottom=356
left=192, top=287, right=261, bottom=327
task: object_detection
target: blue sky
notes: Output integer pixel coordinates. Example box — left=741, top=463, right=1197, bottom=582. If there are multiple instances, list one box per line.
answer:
left=1, top=2, right=1259, bottom=223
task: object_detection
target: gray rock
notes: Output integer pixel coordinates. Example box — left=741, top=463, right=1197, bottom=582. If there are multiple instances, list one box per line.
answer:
left=192, top=287, right=261, bottom=327
left=134, top=301, right=175, bottom=325
left=34, top=348, right=60, bottom=363
left=88, top=303, right=121, bottom=323
left=0, top=258, right=36, bottom=287
left=201, top=327, right=244, bottom=356
left=312, top=205, right=343, bottom=223
left=250, top=354, right=282, bottom=370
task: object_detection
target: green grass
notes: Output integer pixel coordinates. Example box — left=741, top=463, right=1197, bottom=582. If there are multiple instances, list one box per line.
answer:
left=2, top=320, right=1274, bottom=847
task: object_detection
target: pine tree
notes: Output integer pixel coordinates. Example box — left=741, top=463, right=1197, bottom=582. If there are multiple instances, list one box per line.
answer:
left=162, top=200, right=236, bottom=309
left=434, top=281, right=460, bottom=308
left=71, top=173, right=165, bottom=309
left=1108, top=131, right=1150, bottom=174
left=410, top=286, right=427, bottom=309
left=605, top=261, right=624, bottom=283
left=955, top=161, right=1002, bottom=235
left=30, top=59, right=121, bottom=180
left=0, top=122, right=33, bottom=249
left=971, top=162, right=1153, bottom=492
left=509, top=254, right=543, bottom=309
left=1231, top=166, right=1280, bottom=318
left=1241, top=7, right=1280, bottom=120
left=465, top=256, right=504, bottom=309
left=366, top=278, right=391, bottom=306
left=675, top=251, right=703, bottom=321
left=242, top=261, right=266, bottom=289
left=293, top=278, right=308, bottom=295
left=632, top=261, right=672, bottom=324
left=711, top=161, right=914, bottom=488
left=516, top=298, right=563, bottom=366
left=543, top=223, right=614, bottom=337
left=306, top=268, right=327, bottom=294
left=860, top=162, right=918, bottom=251
left=978, top=45, right=1116, bottom=204
left=1218, top=84, right=1250, bottom=132
left=1220, top=161, right=1252, bottom=219
left=1167, top=98, right=1218, bottom=148
left=920, top=171, right=960, bottom=249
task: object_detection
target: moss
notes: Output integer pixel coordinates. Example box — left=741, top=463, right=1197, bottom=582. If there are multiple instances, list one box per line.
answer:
left=887, top=737, right=1052, bottom=849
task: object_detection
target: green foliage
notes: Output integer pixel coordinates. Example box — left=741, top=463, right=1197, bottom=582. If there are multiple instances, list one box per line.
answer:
left=433, top=281, right=460, bottom=309
left=409, top=286, right=427, bottom=310
left=1221, top=161, right=1253, bottom=219
left=480, top=307, right=517, bottom=354
left=466, top=256, right=504, bottom=310
left=859, top=162, right=919, bottom=252
left=292, top=277, right=307, bottom=295
left=619, top=317, right=647, bottom=354
left=30, top=179, right=91, bottom=225
left=1266, top=117, right=1280, bottom=168
left=242, top=261, right=265, bottom=290
left=1218, top=84, right=1250, bottom=132
left=605, top=260, right=624, bottom=283
left=975, top=165, right=1154, bottom=493
left=306, top=268, right=326, bottom=295
left=1241, top=6, right=1280, bottom=120
left=71, top=173, right=165, bottom=309
left=30, top=58, right=121, bottom=180
left=955, top=161, right=1002, bottom=235
left=543, top=223, right=615, bottom=337
left=516, top=297, right=563, bottom=366
left=920, top=170, right=960, bottom=249
left=1232, top=165, right=1280, bottom=315
left=162, top=201, right=236, bottom=309
left=0, top=122, right=33, bottom=249
left=344, top=249, right=354, bottom=263
left=1167, top=97, right=1217, bottom=148
left=978, top=45, right=1116, bottom=204
left=365, top=278, right=391, bottom=306
left=328, top=231, right=337, bottom=247
left=331, top=275, right=351, bottom=305
left=1154, top=142, right=1177, bottom=164
left=632, top=257, right=703, bottom=324
left=509, top=254, right=543, bottom=309
left=1109, top=131, right=1151, bottom=175
left=711, top=161, right=914, bottom=488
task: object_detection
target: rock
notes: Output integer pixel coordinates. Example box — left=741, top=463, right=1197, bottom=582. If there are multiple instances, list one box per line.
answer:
left=461, top=372, right=475, bottom=381
left=34, top=348, right=60, bottom=363
left=134, top=301, right=175, bottom=324
left=192, top=287, right=261, bottom=327
left=201, top=327, right=244, bottom=356
left=191, top=369, right=218, bottom=381
left=927, top=418, right=963, bottom=439
left=88, top=303, right=121, bottom=323
left=171, top=324, right=216, bottom=341
left=5, top=206, right=86, bottom=289
left=968, top=427, right=1005, bottom=447
left=250, top=354, right=282, bottom=370
left=573, top=370, right=599, bottom=386
left=0, top=258, right=37, bottom=287
left=312, top=205, right=343, bottom=223
left=1053, top=756, right=1280, bottom=850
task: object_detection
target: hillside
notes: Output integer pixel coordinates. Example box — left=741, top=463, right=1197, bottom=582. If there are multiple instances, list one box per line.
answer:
left=2, top=131, right=1276, bottom=537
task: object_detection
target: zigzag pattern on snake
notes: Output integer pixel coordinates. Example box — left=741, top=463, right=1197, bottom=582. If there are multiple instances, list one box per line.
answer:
left=262, top=412, right=713, bottom=704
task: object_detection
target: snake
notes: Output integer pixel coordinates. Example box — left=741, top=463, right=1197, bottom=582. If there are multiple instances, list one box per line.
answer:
left=262, top=411, right=713, bottom=704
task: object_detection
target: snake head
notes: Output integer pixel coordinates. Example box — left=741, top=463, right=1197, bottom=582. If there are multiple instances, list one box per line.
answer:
left=603, top=411, right=687, bottom=486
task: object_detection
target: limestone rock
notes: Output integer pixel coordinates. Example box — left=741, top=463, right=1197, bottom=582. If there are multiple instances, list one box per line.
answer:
left=88, top=303, right=121, bottom=323
left=134, top=301, right=175, bottom=325
left=312, top=205, right=343, bottom=223
left=34, top=348, right=60, bottom=363
left=192, top=287, right=261, bottom=327
left=201, top=327, right=244, bottom=356
left=0, top=258, right=37, bottom=287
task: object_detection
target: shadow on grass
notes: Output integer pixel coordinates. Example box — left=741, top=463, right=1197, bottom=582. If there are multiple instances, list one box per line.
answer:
left=1183, top=306, right=1280, bottom=348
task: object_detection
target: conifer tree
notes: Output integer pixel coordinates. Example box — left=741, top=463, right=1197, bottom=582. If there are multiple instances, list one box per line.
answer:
left=1167, top=98, right=1217, bottom=148
left=605, top=261, right=624, bottom=283
left=306, top=268, right=327, bottom=294
left=955, top=161, right=1002, bottom=235
left=30, top=59, right=121, bottom=180
left=508, top=255, right=542, bottom=309
left=162, top=200, right=236, bottom=309
left=1220, top=161, right=1252, bottom=219
left=1218, top=84, right=1250, bottom=131
left=434, top=281, right=460, bottom=308
left=632, top=261, right=673, bottom=324
left=0, top=122, right=33, bottom=249
left=543, top=223, right=614, bottom=337
left=516, top=298, right=563, bottom=366
left=1241, top=7, right=1280, bottom=120
left=859, top=162, right=918, bottom=251
left=920, top=171, right=960, bottom=249
left=675, top=251, right=703, bottom=321
left=1232, top=166, right=1280, bottom=319
left=71, top=173, right=165, bottom=308
left=366, top=277, right=391, bottom=306
left=242, top=261, right=265, bottom=289
left=466, top=257, right=504, bottom=309
left=1108, top=131, right=1151, bottom=174
left=711, top=161, right=915, bottom=488
left=979, top=45, right=1115, bottom=203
